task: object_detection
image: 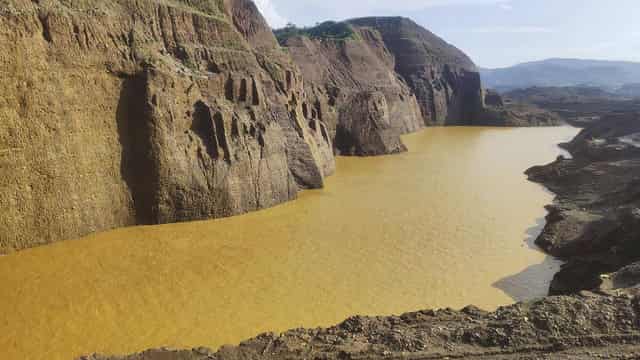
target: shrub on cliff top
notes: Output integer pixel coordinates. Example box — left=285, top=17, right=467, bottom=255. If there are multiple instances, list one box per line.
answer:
left=274, top=21, right=358, bottom=45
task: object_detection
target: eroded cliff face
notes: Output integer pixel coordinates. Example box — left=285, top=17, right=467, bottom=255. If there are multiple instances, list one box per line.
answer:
left=278, top=26, right=423, bottom=155
left=0, top=3, right=553, bottom=251
left=277, top=17, right=520, bottom=155
left=347, top=17, right=485, bottom=126
left=0, top=0, right=335, bottom=252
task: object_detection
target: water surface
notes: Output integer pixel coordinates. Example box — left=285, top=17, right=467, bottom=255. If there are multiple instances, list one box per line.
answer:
left=0, top=126, right=579, bottom=360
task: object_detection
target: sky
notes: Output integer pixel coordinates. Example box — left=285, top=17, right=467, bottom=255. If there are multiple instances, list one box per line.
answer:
left=253, top=0, right=640, bottom=68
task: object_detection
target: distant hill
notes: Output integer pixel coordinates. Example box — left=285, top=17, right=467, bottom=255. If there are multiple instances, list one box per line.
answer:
left=617, top=83, right=640, bottom=97
left=504, top=86, right=626, bottom=104
left=502, top=86, right=640, bottom=126
left=481, top=58, right=640, bottom=91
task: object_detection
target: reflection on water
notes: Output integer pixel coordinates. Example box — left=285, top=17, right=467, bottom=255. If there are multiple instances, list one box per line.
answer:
left=0, top=126, right=579, bottom=360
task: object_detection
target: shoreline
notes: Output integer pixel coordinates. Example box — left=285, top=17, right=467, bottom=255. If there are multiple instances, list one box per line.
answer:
left=82, top=120, right=640, bottom=359
left=87, top=295, right=640, bottom=360
left=1, top=126, right=574, bottom=360
left=525, top=113, right=640, bottom=296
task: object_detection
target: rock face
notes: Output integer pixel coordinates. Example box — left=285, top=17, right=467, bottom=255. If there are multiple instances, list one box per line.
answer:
left=480, top=89, right=563, bottom=127
left=0, top=0, right=334, bottom=252
left=85, top=293, right=640, bottom=360
left=501, top=86, right=640, bottom=126
left=0, top=3, right=560, bottom=252
left=484, top=89, right=505, bottom=107
left=482, top=98, right=564, bottom=127
left=347, top=17, right=486, bottom=127
left=526, top=113, right=640, bottom=295
left=276, top=18, right=554, bottom=154
left=275, top=22, right=423, bottom=155
left=278, top=17, right=486, bottom=134
left=336, top=91, right=407, bottom=155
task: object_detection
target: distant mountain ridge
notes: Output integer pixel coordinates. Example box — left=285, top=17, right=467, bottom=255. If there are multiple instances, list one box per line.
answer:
left=505, top=86, right=628, bottom=104
left=481, top=58, right=640, bottom=91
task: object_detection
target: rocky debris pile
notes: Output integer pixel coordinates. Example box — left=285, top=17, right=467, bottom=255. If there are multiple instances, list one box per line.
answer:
left=83, top=293, right=640, bottom=360
left=478, top=89, right=563, bottom=127
left=527, top=113, right=640, bottom=295
left=483, top=100, right=563, bottom=127
left=502, top=86, right=640, bottom=126
left=505, top=86, right=626, bottom=105
left=484, top=89, right=505, bottom=107
left=601, top=262, right=640, bottom=292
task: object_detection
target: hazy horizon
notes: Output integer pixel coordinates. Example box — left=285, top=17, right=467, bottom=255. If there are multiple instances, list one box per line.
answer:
left=481, top=57, right=640, bottom=70
left=255, top=0, right=640, bottom=68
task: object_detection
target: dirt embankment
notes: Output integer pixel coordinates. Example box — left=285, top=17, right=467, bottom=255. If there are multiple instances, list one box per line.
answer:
left=502, top=86, right=640, bottom=126
left=84, top=293, right=640, bottom=360
left=527, top=113, right=640, bottom=296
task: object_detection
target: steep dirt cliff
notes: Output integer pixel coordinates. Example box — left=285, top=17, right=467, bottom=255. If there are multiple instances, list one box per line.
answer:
left=275, top=18, right=547, bottom=154
left=0, top=0, right=335, bottom=252
left=0, top=2, right=560, bottom=252
left=276, top=22, right=423, bottom=155
left=347, top=17, right=486, bottom=126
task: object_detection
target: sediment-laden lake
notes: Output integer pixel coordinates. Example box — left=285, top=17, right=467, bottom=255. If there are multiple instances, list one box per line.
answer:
left=0, top=126, right=579, bottom=360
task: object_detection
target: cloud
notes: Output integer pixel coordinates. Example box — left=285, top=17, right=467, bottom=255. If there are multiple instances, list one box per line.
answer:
left=354, top=0, right=514, bottom=11
left=390, top=0, right=509, bottom=8
left=471, top=26, right=554, bottom=34
left=256, top=0, right=517, bottom=28
left=266, top=0, right=514, bottom=20
left=254, top=0, right=289, bottom=28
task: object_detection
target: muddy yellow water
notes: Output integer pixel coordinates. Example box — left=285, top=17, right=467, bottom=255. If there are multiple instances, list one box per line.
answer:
left=0, top=126, right=579, bottom=360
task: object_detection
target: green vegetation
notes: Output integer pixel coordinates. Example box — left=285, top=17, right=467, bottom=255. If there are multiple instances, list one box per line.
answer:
left=274, top=21, right=359, bottom=45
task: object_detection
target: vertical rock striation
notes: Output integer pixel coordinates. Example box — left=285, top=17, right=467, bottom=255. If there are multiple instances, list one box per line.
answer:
left=0, top=0, right=334, bottom=251
left=0, top=3, right=554, bottom=251
left=276, top=24, right=423, bottom=155
left=276, top=18, right=529, bottom=156
left=347, top=17, right=486, bottom=126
